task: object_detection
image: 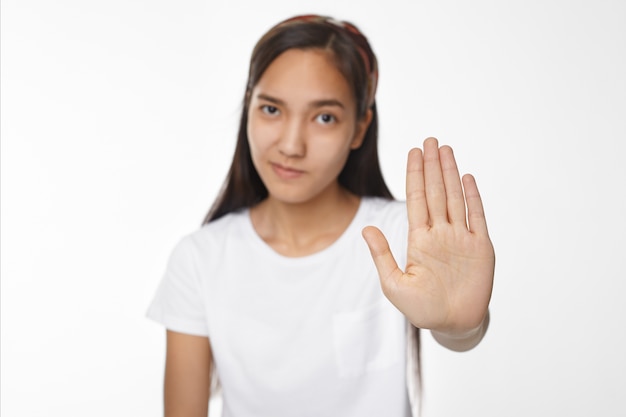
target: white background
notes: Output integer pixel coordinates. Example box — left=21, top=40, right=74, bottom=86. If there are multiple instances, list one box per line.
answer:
left=2, top=0, right=625, bottom=416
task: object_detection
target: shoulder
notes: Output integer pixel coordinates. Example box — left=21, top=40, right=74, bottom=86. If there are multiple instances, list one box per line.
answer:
left=171, top=209, right=250, bottom=260
left=361, top=196, right=405, bottom=211
left=195, top=209, right=248, bottom=239
left=360, top=197, right=406, bottom=225
left=360, top=197, right=408, bottom=256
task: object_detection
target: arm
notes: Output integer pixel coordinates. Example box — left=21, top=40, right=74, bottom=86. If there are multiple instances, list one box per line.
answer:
left=164, top=330, right=213, bottom=417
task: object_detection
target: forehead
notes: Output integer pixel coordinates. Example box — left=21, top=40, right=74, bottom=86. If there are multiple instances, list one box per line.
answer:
left=252, top=49, right=354, bottom=105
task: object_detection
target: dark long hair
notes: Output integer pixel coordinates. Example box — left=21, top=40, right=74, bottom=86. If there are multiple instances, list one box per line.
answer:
left=203, top=17, right=393, bottom=224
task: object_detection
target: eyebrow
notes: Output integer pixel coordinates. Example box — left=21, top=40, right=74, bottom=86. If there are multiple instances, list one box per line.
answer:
left=256, top=93, right=345, bottom=109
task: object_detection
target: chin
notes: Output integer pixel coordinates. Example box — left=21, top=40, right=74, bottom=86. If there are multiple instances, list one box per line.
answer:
left=266, top=185, right=342, bottom=207
left=266, top=192, right=317, bottom=206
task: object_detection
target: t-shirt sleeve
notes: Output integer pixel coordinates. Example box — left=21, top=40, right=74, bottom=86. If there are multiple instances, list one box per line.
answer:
left=146, top=236, right=209, bottom=337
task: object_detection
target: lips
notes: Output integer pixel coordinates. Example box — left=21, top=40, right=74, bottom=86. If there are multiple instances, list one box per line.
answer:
left=271, top=162, right=305, bottom=180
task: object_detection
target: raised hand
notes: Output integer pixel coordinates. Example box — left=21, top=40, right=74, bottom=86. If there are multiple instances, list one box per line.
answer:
left=362, top=138, right=495, bottom=342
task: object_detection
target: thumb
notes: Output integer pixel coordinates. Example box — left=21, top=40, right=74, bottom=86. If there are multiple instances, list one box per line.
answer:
left=362, top=226, right=403, bottom=291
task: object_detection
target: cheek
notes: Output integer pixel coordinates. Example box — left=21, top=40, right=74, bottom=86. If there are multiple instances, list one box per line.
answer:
left=328, top=126, right=358, bottom=159
left=312, top=133, right=355, bottom=171
left=247, top=115, right=277, bottom=156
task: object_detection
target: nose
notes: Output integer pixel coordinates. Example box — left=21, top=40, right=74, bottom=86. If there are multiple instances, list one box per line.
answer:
left=278, top=118, right=306, bottom=158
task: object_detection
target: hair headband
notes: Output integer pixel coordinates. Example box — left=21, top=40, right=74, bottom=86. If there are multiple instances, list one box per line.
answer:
left=269, top=14, right=379, bottom=109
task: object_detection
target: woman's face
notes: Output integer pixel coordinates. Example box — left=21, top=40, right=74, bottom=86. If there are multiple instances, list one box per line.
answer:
left=247, top=48, right=371, bottom=205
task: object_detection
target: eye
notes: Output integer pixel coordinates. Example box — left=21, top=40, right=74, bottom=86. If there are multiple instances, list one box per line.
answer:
left=261, top=105, right=280, bottom=116
left=316, top=113, right=336, bottom=125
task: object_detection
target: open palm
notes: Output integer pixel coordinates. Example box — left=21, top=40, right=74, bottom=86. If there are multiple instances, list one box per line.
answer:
left=363, top=138, right=495, bottom=335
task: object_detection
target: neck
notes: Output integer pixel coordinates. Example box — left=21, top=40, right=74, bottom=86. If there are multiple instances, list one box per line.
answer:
left=250, top=185, right=361, bottom=257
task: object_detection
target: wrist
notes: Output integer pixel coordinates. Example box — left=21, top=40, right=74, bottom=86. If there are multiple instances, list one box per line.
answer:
left=430, top=310, right=490, bottom=352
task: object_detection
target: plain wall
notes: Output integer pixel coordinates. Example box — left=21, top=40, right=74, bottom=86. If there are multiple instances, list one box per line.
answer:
left=2, top=0, right=625, bottom=416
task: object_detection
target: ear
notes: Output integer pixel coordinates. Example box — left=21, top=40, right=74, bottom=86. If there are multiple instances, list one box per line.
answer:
left=350, top=109, right=373, bottom=150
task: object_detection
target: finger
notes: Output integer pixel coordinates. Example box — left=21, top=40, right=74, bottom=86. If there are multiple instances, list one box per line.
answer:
left=462, top=174, right=489, bottom=235
left=439, top=146, right=467, bottom=226
left=362, top=226, right=403, bottom=293
left=406, top=147, right=429, bottom=230
left=423, top=137, right=447, bottom=224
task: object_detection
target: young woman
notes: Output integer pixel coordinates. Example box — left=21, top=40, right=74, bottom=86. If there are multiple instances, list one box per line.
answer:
left=148, top=14, right=495, bottom=417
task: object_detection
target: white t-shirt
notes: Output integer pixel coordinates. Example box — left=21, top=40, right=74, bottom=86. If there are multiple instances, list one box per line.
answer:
left=147, top=197, right=414, bottom=417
